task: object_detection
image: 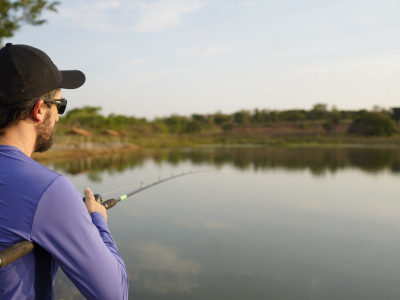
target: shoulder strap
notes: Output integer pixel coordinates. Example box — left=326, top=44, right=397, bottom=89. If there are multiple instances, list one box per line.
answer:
left=34, top=245, right=53, bottom=300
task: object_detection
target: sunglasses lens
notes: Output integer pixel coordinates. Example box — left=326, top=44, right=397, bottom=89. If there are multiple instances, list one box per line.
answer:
left=56, top=99, right=67, bottom=115
left=46, top=99, right=67, bottom=115
left=57, top=103, right=66, bottom=115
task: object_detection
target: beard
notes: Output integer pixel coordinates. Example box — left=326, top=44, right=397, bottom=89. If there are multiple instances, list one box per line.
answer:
left=34, top=112, right=57, bottom=153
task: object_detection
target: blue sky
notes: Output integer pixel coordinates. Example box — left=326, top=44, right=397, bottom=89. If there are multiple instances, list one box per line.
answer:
left=8, top=0, right=400, bottom=119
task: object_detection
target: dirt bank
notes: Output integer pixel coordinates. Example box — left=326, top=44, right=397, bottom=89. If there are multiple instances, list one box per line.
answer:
left=32, top=143, right=141, bottom=163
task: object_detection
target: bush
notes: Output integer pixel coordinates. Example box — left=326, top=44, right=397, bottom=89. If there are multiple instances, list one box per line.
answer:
left=221, top=122, right=234, bottom=131
left=184, top=120, right=202, bottom=133
left=347, top=111, right=396, bottom=136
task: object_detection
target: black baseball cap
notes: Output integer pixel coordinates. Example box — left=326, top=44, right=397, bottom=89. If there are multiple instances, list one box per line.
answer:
left=0, top=43, right=85, bottom=105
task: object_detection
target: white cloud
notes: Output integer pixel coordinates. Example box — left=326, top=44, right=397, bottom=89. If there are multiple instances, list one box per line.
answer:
left=298, top=54, right=400, bottom=77
left=240, top=1, right=257, bottom=6
left=178, top=46, right=235, bottom=59
left=118, top=58, right=147, bottom=70
left=130, top=0, right=205, bottom=32
left=201, top=46, right=234, bottom=57
left=58, top=0, right=205, bottom=33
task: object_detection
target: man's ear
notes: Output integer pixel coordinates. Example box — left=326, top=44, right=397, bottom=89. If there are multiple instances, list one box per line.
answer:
left=31, top=99, right=47, bottom=123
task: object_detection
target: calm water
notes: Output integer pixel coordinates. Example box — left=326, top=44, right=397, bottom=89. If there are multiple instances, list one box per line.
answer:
left=48, top=146, right=400, bottom=299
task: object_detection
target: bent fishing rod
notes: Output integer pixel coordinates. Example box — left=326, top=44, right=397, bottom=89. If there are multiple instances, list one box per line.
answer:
left=0, top=170, right=207, bottom=269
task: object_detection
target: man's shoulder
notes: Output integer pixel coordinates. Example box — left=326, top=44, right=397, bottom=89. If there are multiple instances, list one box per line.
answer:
left=0, top=145, right=62, bottom=198
left=0, top=145, right=60, bottom=176
left=0, top=147, right=65, bottom=243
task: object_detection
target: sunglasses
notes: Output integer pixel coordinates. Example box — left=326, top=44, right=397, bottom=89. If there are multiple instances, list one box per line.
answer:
left=44, top=98, right=67, bottom=115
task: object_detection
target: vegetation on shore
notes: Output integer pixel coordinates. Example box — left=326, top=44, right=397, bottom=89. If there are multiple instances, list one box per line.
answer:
left=30, top=104, right=400, bottom=162
left=50, top=104, right=400, bottom=148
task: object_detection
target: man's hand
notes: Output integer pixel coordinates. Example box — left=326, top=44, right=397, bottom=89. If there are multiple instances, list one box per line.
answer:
left=84, top=188, right=108, bottom=221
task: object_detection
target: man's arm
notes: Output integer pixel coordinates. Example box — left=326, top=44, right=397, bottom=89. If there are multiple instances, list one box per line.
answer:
left=31, top=176, right=128, bottom=299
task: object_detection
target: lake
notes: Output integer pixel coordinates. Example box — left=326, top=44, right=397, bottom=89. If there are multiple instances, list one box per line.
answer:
left=49, top=146, right=400, bottom=299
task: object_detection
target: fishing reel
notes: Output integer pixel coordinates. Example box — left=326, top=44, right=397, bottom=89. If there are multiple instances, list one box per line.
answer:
left=83, top=194, right=103, bottom=204
left=83, top=194, right=118, bottom=209
left=94, top=194, right=103, bottom=204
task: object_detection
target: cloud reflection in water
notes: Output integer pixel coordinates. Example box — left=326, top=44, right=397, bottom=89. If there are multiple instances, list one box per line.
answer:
left=175, top=218, right=233, bottom=230
left=128, top=241, right=202, bottom=295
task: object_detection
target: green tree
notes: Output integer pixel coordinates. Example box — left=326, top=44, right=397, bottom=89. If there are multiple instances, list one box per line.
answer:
left=191, top=114, right=207, bottom=123
left=347, top=111, right=396, bottom=136
left=0, top=0, right=59, bottom=45
left=184, top=120, right=202, bottom=133
left=251, top=109, right=277, bottom=124
left=164, top=115, right=188, bottom=134
left=152, top=121, right=169, bottom=134
left=251, top=109, right=263, bottom=124
left=308, top=103, right=328, bottom=120
left=61, top=106, right=106, bottom=130
left=280, top=109, right=306, bottom=121
left=391, top=108, right=400, bottom=124
left=213, top=112, right=232, bottom=125
left=107, top=114, right=140, bottom=131
left=233, top=110, right=250, bottom=125
left=322, top=108, right=341, bottom=133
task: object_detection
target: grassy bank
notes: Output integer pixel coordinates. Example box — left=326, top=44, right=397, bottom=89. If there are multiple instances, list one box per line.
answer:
left=31, top=125, right=400, bottom=163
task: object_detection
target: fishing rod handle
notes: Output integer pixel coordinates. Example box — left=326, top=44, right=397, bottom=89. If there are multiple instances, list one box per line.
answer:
left=0, top=196, right=114, bottom=269
left=0, top=240, right=35, bottom=269
left=103, top=199, right=118, bottom=209
left=1, top=195, right=111, bottom=269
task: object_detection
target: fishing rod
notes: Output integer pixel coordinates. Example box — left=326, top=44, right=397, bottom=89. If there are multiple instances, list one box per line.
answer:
left=102, top=170, right=203, bottom=209
left=0, top=169, right=207, bottom=269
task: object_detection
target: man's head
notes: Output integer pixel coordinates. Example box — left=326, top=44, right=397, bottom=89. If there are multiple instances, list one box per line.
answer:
left=0, top=43, right=85, bottom=139
left=0, top=43, right=85, bottom=104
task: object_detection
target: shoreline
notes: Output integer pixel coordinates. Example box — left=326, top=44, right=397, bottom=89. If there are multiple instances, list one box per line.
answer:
left=31, top=137, right=400, bottom=163
left=32, top=143, right=141, bottom=162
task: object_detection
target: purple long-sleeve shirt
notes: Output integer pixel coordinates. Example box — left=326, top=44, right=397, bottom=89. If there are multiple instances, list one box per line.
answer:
left=0, top=145, right=128, bottom=299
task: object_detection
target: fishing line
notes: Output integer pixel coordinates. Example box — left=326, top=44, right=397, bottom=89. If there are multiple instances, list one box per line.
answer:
left=100, top=169, right=209, bottom=197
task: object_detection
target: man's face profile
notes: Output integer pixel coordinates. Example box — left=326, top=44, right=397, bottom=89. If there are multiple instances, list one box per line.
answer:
left=34, top=109, right=57, bottom=153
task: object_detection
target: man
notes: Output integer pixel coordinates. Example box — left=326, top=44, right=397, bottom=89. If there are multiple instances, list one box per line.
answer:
left=0, top=43, right=128, bottom=299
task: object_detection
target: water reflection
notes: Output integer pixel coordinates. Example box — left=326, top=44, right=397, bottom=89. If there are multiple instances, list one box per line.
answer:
left=175, top=218, right=233, bottom=231
left=50, top=146, right=400, bottom=299
left=128, top=241, right=202, bottom=295
left=43, top=146, right=400, bottom=176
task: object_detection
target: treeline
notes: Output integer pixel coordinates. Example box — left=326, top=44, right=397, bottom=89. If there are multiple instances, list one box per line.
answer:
left=58, top=104, right=400, bottom=137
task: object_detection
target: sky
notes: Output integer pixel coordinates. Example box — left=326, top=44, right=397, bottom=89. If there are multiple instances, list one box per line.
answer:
left=7, top=0, right=400, bottom=119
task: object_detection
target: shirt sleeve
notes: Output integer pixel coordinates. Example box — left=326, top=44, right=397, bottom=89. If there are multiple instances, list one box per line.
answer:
left=31, top=176, right=128, bottom=300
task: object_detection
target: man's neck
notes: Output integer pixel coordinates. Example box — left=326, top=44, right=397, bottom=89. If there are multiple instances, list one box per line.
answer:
left=0, top=122, right=36, bottom=157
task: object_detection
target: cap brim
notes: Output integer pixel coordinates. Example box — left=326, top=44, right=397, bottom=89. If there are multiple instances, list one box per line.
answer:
left=59, top=70, right=86, bottom=89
